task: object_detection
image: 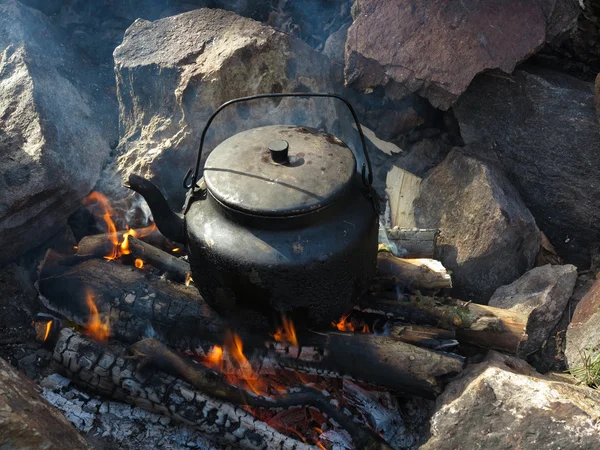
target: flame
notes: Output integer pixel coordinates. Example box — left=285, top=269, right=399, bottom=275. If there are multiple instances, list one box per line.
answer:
left=272, top=315, right=298, bottom=346
left=84, top=192, right=118, bottom=260
left=185, top=272, right=192, bottom=286
left=332, top=313, right=354, bottom=332
left=172, top=247, right=180, bottom=253
left=224, top=331, right=267, bottom=396
left=85, top=291, right=110, bottom=342
left=120, top=228, right=137, bottom=255
left=205, top=345, right=223, bottom=369
left=43, top=321, right=52, bottom=342
left=134, top=258, right=144, bottom=269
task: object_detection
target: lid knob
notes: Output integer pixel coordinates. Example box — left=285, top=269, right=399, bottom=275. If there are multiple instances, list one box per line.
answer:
left=269, top=139, right=289, bottom=164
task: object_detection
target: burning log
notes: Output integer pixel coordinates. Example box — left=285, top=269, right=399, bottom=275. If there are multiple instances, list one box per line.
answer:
left=385, top=227, right=439, bottom=258
left=363, top=294, right=529, bottom=354
left=53, top=328, right=319, bottom=450
left=376, top=253, right=452, bottom=289
left=38, top=251, right=463, bottom=397
left=76, top=233, right=189, bottom=282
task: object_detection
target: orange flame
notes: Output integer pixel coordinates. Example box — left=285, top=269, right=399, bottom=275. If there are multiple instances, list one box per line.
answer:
left=332, top=313, right=354, bottom=332
left=185, top=272, right=192, bottom=287
left=84, top=192, right=118, bottom=260
left=43, top=321, right=52, bottom=342
left=205, top=345, right=223, bottom=370
left=224, top=331, right=267, bottom=396
left=172, top=247, right=181, bottom=253
left=120, top=228, right=137, bottom=255
left=85, top=291, right=110, bottom=342
left=273, top=315, right=298, bottom=346
left=134, top=258, right=144, bottom=269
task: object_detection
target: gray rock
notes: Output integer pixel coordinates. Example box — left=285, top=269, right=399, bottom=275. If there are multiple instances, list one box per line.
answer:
left=344, top=0, right=580, bottom=109
left=489, top=264, right=578, bottom=355
left=0, top=0, right=111, bottom=265
left=323, top=23, right=349, bottom=64
left=422, top=351, right=600, bottom=450
left=565, top=278, right=600, bottom=368
left=455, top=68, right=600, bottom=267
left=109, top=8, right=342, bottom=207
left=414, top=148, right=540, bottom=302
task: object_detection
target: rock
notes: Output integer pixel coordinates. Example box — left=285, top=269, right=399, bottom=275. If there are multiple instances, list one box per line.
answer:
left=422, top=351, right=600, bottom=450
left=110, top=8, right=342, bottom=206
left=565, top=277, right=600, bottom=368
left=395, top=139, right=450, bottom=178
left=414, top=148, right=540, bottom=302
left=323, top=23, right=349, bottom=64
left=489, top=264, right=578, bottom=355
left=344, top=0, right=580, bottom=109
left=0, top=1, right=111, bottom=266
left=0, top=357, right=90, bottom=449
left=454, top=68, right=600, bottom=266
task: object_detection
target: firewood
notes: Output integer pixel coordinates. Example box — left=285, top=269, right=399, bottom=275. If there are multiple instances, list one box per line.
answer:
left=53, top=328, right=318, bottom=450
left=129, top=338, right=393, bottom=450
left=76, top=234, right=190, bottom=282
left=387, top=324, right=458, bottom=350
left=38, top=252, right=463, bottom=397
left=363, top=294, right=529, bottom=354
left=376, top=252, right=452, bottom=289
left=385, top=227, right=439, bottom=258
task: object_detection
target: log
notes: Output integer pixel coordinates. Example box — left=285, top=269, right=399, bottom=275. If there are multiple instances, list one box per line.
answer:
left=53, top=328, right=318, bottom=450
left=76, top=234, right=190, bottom=282
left=376, top=253, right=452, bottom=289
left=363, top=294, right=529, bottom=354
left=388, top=324, right=458, bottom=350
left=0, top=356, right=90, bottom=450
left=38, top=252, right=463, bottom=397
left=385, top=227, right=439, bottom=258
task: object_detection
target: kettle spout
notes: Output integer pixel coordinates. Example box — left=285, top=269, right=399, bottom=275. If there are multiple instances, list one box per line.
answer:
left=124, top=174, right=185, bottom=244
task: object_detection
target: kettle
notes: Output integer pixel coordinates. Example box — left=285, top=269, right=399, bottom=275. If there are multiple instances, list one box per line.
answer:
left=127, top=93, right=379, bottom=325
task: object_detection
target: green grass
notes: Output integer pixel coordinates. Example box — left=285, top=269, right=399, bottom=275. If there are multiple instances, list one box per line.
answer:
left=568, top=349, right=600, bottom=389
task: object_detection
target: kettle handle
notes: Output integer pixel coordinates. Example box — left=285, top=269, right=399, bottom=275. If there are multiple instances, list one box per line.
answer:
left=183, top=93, right=374, bottom=191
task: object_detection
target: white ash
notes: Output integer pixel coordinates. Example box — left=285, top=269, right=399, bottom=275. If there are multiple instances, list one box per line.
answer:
left=40, top=374, right=222, bottom=450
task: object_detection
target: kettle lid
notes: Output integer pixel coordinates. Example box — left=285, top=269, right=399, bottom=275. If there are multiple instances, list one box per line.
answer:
left=203, top=125, right=356, bottom=217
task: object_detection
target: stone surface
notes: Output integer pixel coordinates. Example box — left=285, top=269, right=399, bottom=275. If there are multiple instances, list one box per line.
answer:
left=0, top=0, right=111, bottom=265
left=414, top=148, right=540, bottom=302
left=109, top=8, right=342, bottom=207
left=565, top=277, right=600, bottom=368
left=344, top=0, right=580, bottom=109
left=455, top=68, right=600, bottom=266
left=323, top=23, right=349, bottom=64
left=489, top=264, right=578, bottom=355
left=0, top=357, right=90, bottom=450
left=422, top=351, right=600, bottom=450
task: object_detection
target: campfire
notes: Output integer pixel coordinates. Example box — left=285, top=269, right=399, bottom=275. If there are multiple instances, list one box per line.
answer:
left=31, top=183, right=534, bottom=450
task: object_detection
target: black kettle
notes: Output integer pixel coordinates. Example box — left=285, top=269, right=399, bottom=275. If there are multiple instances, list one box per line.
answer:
left=127, top=93, right=379, bottom=325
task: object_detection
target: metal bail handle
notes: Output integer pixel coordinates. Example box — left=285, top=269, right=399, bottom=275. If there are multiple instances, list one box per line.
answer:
left=182, top=93, right=374, bottom=192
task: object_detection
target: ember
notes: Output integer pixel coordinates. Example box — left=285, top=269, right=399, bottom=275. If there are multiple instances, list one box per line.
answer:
left=134, top=258, right=144, bottom=269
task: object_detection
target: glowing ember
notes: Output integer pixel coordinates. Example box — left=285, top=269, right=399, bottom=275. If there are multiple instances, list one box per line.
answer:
left=43, top=321, right=52, bottom=342
left=85, top=291, right=110, bottom=342
left=83, top=192, right=118, bottom=260
left=272, top=315, right=298, bottom=346
left=172, top=247, right=181, bottom=252
left=134, top=258, right=144, bottom=269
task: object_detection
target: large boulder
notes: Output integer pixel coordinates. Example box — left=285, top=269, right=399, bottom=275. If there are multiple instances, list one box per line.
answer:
left=344, top=0, right=580, bottom=109
left=0, top=357, right=90, bottom=449
left=422, top=351, right=600, bottom=450
left=110, top=8, right=342, bottom=207
left=0, top=0, right=111, bottom=266
left=454, top=68, right=600, bottom=266
left=489, top=264, right=578, bottom=355
left=565, top=277, right=600, bottom=368
left=414, top=148, right=540, bottom=302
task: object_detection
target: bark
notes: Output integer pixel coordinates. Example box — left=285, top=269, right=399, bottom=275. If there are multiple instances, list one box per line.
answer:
left=385, top=227, right=439, bottom=258
left=376, top=253, right=452, bottom=289
left=0, top=357, right=90, bottom=450
left=363, top=294, right=529, bottom=354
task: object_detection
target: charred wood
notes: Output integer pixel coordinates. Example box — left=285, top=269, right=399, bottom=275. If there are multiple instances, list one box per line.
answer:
left=53, top=328, right=318, bottom=450
left=76, top=234, right=190, bottom=282
left=363, top=294, right=528, bottom=354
